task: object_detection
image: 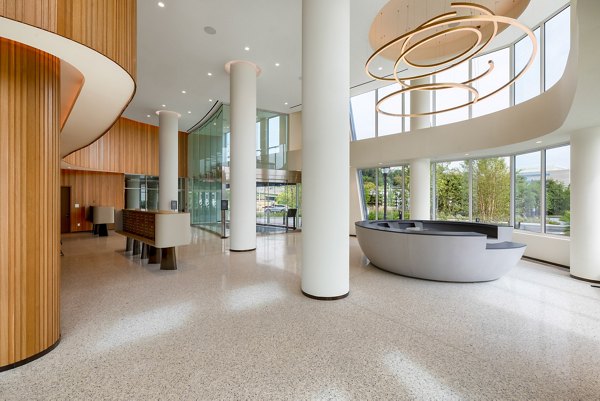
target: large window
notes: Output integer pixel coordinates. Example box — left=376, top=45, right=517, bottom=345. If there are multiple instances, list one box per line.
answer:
left=473, top=157, right=511, bottom=224
left=545, top=7, right=571, bottom=90
left=434, top=63, right=470, bottom=126
left=360, top=166, right=409, bottom=220
left=515, top=28, right=541, bottom=104
left=377, top=84, right=404, bottom=137
left=471, top=47, right=511, bottom=118
left=350, top=91, right=376, bottom=140
left=515, top=151, right=542, bottom=232
left=435, top=161, right=469, bottom=220
left=545, top=146, right=570, bottom=235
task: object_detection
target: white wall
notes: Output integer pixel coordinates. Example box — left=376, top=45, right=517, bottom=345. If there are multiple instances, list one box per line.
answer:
left=513, top=231, right=570, bottom=267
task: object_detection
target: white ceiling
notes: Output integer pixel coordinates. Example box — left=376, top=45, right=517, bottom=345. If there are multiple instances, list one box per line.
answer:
left=123, top=0, right=568, bottom=132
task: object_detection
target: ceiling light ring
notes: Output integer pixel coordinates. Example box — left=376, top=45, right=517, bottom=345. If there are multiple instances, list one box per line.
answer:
left=392, top=8, right=499, bottom=85
left=367, top=7, right=536, bottom=117
left=366, top=10, right=498, bottom=82
left=398, top=26, right=484, bottom=70
left=376, top=82, right=480, bottom=117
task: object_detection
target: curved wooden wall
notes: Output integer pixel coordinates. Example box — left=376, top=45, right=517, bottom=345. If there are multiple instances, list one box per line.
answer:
left=57, top=0, right=136, bottom=79
left=64, top=117, right=189, bottom=177
left=0, top=0, right=136, bottom=369
left=0, top=38, right=61, bottom=370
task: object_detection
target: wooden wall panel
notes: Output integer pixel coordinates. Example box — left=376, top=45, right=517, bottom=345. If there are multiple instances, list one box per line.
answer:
left=56, top=0, right=136, bottom=79
left=60, top=171, right=124, bottom=232
left=0, top=0, right=58, bottom=32
left=0, top=39, right=60, bottom=369
left=64, top=117, right=189, bottom=177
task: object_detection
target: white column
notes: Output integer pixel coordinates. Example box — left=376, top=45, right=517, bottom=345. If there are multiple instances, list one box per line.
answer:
left=157, top=110, right=180, bottom=211
left=408, top=77, right=431, bottom=220
left=410, top=77, right=432, bottom=131
left=226, top=60, right=260, bottom=251
left=301, top=0, right=349, bottom=299
left=410, top=158, right=431, bottom=220
left=570, top=127, right=600, bottom=281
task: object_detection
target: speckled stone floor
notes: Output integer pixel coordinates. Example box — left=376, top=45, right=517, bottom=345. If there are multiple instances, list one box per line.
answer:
left=2, top=228, right=600, bottom=400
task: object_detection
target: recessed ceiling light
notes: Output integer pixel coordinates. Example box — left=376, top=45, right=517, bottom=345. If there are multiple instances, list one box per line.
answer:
left=284, top=102, right=288, bottom=105
left=157, top=2, right=165, bottom=7
left=207, top=72, right=212, bottom=76
left=181, top=90, right=187, bottom=94
left=203, top=26, right=217, bottom=35
left=187, top=111, right=192, bottom=114
left=378, top=66, right=383, bottom=71
left=213, top=122, right=217, bottom=126
left=161, top=104, right=166, bottom=107
left=209, top=99, right=213, bottom=102
left=536, top=140, right=542, bottom=144
left=378, top=163, right=383, bottom=165
left=146, top=114, right=151, bottom=118
left=244, top=46, right=250, bottom=51
left=465, top=153, right=470, bottom=156
left=275, top=62, right=280, bottom=67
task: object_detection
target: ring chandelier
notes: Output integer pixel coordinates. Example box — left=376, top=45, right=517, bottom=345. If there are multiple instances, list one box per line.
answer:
left=365, top=2, right=537, bottom=117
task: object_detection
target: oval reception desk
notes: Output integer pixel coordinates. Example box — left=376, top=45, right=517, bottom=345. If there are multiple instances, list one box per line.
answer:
left=355, top=220, right=526, bottom=282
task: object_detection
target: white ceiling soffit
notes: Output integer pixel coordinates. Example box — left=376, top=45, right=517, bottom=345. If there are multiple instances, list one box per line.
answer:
left=0, top=17, right=135, bottom=158
left=125, top=0, right=568, bottom=131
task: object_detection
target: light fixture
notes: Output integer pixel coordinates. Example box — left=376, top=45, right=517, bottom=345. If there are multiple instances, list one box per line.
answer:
left=378, top=66, right=383, bottom=71
left=157, top=1, right=165, bottom=7
left=181, top=90, right=187, bottom=94
left=146, top=114, right=151, bottom=118
left=207, top=72, right=212, bottom=76
left=209, top=99, right=213, bottom=102
left=465, top=153, right=470, bottom=156
left=284, top=102, right=288, bottom=105
left=161, top=104, right=166, bottom=107
left=275, top=62, right=280, bottom=67
left=536, top=140, right=542, bottom=144
left=188, top=111, right=192, bottom=114
left=366, top=2, right=537, bottom=117
left=244, top=46, right=250, bottom=51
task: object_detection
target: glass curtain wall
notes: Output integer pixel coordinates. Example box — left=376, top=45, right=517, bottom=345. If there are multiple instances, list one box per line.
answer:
left=188, top=105, right=228, bottom=235
left=188, top=105, right=290, bottom=235
left=425, top=145, right=569, bottom=234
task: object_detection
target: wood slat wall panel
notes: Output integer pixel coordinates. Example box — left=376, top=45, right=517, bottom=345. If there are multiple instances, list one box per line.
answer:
left=56, top=0, right=136, bottom=79
left=0, top=0, right=58, bottom=32
left=60, top=171, right=124, bottom=232
left=0, top=38, right=60, bottom=369
left=64, top=117, right=189, bottom=177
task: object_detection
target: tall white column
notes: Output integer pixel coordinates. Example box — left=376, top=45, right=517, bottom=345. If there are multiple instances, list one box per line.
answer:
left=301, top=0, right=349, bottom=299
left=157, top=110, right=180, bottom=211
left=409, top=77, right=431, bottom=220
left=410, top=158, right=431, bottom=220
left=570, top=127, right=600, bottom=281
left=226, top=60, right=260, bottom=251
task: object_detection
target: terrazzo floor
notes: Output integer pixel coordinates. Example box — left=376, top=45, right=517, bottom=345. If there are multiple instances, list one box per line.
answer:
left=2, top=228, right=600, bottom=400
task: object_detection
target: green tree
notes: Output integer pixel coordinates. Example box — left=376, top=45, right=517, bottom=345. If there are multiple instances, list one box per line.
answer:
left=473, top=158, right=510, bottom=223
left=436, top=163, right=469, bottom=220
left=546, top=179, right=570, bottom=216
left=275, top=185, right=301, bottom=208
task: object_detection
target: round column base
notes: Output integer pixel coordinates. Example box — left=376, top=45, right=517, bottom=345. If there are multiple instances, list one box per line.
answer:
left=301, top=290, right=349, bottom=301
